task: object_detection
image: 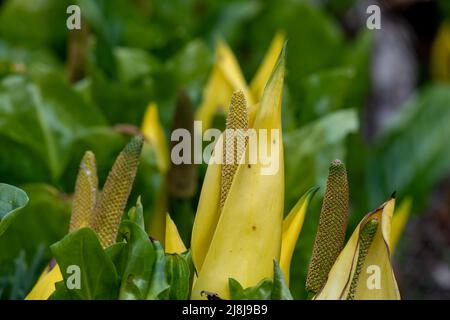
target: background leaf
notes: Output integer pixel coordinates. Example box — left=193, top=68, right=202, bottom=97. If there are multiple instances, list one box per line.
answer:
left=0, top=183, right=28, bottom=237
left=51, top=228, right=120, bottom=300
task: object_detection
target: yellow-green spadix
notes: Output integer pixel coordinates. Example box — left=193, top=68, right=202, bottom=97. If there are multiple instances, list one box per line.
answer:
left=92, top=136, right=143, bottom=248
left=306, top=160, right=349, bottom=294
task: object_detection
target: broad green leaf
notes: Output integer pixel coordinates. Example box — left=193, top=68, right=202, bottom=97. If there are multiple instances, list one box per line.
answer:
left=88, top=66, right=154, bottom=125
left=368, top=85, right=450, bottom=209
left=114, top=47, right=161, bottom=85
left=0, top=183, right=28, bottom=237
left=117, top=220, right=155, bottom=300
left=0, top=0, right=70, bottom=48
left=105, top=242, right=127, bottom=279
left=228, top=278, right=273, bottom=300
left=296, top=68, right=355, bottom=124
left=0, top=72, right=107, bottom=184
left=248, top=1, right=343, bottom=95
left=50, top=280, right=73, bottom=300
left=51, top=228, right=120, bottom=300
left=146, top=240, right=170, bottom=300
left=180, top=250, right=195, bottom=297
left=0, top=184, right=70, bottom=280
left=284, top=109, right=358, bottom=210
left=165, top=39, right=213, bottom=105
left=165, top=254, right=191, bottom=300
left=271, top=261, right=293, bottom=300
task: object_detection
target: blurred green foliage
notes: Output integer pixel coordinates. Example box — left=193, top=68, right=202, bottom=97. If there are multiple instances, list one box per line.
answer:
left=0, top=0, right=449, bottom=299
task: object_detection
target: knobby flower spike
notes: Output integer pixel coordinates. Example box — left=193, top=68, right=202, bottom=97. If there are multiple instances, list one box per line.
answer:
left=306, top=160, right=349, bottom=295
left=26, top=137, right=144, bottom=299
left=314, top=196, right=400, bottom=300
left=191, top=45, right=286, bottom=299
left=70, top=151, right=99, bottom=231
left=220, top=91, right=249, bottom=210
left=26, top=151, right=99, bottom=300
left=92, top=136, right=143, bottom=248
left=196, top=33, right=284, bottom=130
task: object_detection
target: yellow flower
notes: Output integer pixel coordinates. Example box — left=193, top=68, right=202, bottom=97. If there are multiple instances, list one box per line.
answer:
left=390, top=197, right=412, bottom=254
left=26, top=138, right=143, bottom=299
left=141, top=102, right=170, bottom=243
left=25, top=263, right=62, bottom=300
left=430, top=22, right=450, bottom=82
left=250, top=31, right=286, bottom=101
left=165, top=213, right=187, bottom=254
left=191, top=45, right=286, bottom=299
left=196, top=33, right=285, bottom=130
left=314, top=197, right=400, bottom=300
left=279, top=187, right=316, bottom=285
left=141, top=102, right=170, bottom=174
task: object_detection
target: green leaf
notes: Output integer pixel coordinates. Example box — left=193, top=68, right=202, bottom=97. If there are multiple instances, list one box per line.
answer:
left=367, top=85, right=450, bottom=209
left=284, top=109, right=358, bottom=210
left=51, top=228, right=120, bottom=300
left=248, top=1, right=343, bottom=93
left=271, top=261, right=293, bottom=300
left=0, top=183, right=28, bottom=237
left=146, top=240, right=170, bottom=300
left=0, top=0, right=70, bottom=49
left=228, top=278, right=273, bottom=300
left=0, top=72, right=107, bottom=184
left=114, top=47, right=161, bottom=85
left=127, top=197, right=145, bottom=230
left=0, top=184, right=70, bottom=280
left=50, top=280, right=74, bottom=300
left=165, top=39, right=213, bottom=103
left=297, top=67, right=355, bottom=124
left=105, top=242, right=128, bottom=279
left=165, top=254, right=191, bottom=300
left=117, top=220, right=155, bottom=300
left=180, top=250, right=195, bottom=297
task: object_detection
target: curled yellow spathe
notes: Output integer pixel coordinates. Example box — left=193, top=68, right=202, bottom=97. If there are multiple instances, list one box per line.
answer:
left=430, top=22, right=450, bottom=82
left=195, top=40, right=253, bottom=130
left=390, top=197, right=412, bottom=254
left=250, top=31, right=286, bottom=101
left=280, top=187, right=317, bottom=285
left=314, top=197, right=400, bottom=300
left=141, top=102, right=170, bottom=174
left=25, top=263, right=62, bottom=300
left=191, top=46, right=286, bottom=300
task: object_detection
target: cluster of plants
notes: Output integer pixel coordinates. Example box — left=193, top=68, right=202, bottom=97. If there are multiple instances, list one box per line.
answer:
left=1, top=0, right=450, bottom=299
